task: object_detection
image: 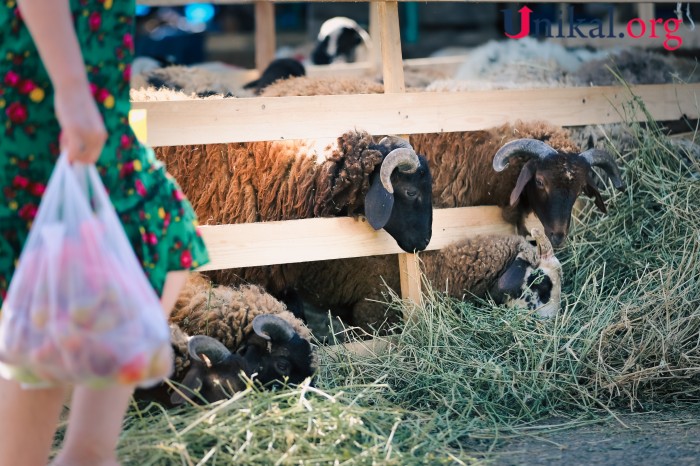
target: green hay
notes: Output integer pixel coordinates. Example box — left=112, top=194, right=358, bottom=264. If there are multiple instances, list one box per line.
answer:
left=111, top=90, right=700, bottom=464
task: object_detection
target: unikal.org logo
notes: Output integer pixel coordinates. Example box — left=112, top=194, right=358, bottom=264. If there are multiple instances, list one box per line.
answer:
left=502, top=6, right=683, bottom=51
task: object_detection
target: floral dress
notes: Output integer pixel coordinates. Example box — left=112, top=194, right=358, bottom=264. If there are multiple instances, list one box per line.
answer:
left=0, top=0, right=209, bottom=304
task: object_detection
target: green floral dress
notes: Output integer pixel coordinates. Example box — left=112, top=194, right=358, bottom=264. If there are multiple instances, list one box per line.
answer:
left=0, top=0, right=209, bottom=303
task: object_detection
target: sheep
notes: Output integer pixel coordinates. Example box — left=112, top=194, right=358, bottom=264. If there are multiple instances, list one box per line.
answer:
left=242, top=58, right=306, bottom=95
left=135, top=274, right=317, bottom=407
left=293, top=227, right=562, bottom=336
left=311, top=17, right=372, bottom=65
left=260, top=77, right=625, bottom=248
left=156, top=129, right=433, bottom=258
left=412, top=121, right=626, bottom=247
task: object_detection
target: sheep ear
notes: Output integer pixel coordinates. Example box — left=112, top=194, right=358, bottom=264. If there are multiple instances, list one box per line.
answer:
left=170, top=370, right=203, bottom=406
left=364, top=175, right=394, bottom=230
left=509, top=160, right=536, bottom=207
left=583, top=176, right=607, bottom=213
left=491, top=258, right=530, bottom=303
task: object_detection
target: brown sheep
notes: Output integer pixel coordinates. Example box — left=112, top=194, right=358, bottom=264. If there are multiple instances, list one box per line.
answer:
left=292, top=228, right=562, bottom=337
left=262, top=77, right=625, bottom=247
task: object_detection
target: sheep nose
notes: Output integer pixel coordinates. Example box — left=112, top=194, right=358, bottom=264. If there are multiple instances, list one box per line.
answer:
left=549, top=233, right=566, bottom=248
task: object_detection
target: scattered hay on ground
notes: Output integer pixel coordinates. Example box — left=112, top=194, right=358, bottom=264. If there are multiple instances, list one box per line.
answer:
left=107, top=90, right=699, bottom=464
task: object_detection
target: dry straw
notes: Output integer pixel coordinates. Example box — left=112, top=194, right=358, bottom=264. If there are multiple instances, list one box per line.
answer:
left=56, top=90, right=698, bottom=464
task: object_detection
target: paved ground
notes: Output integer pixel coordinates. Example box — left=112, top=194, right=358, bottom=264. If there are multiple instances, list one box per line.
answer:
left=481, top=404, right=700, bottom=466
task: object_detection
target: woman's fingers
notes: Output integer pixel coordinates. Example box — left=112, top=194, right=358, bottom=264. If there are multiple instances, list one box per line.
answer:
left=61, top=124, right=107, bottom=164
left=54, top=83, right=108, bottom=164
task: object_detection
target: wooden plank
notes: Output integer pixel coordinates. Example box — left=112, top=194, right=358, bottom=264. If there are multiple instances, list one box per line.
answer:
left=196, top=206, right=514, bottom=271
left=378, top=1, right=405, bottom=94
left=636, top=3, right=655, bottom=22
left=132, top=83, right=700, bottom=147
left=369, top=2, right=382, bottom=75
left=254, top=1, right=276, bottom=72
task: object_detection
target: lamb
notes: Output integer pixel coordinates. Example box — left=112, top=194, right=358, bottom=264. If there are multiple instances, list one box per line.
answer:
left=294, top=227, right=562, bottom=337
left=135, top=274, right=317, bottom=407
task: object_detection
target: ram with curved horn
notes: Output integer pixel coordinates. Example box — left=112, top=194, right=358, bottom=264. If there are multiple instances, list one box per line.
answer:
left=411, top=120, right=625, bottom=248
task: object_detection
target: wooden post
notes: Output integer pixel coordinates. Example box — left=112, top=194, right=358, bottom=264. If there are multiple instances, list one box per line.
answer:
left=377, top=1, right=405, bottom=94
left=254, top=1, right=276, bottom=72
left=637, top=3, right=655, bottom=22
left=377, top=1, right=421, bottom=308
left=369, top=2, right=382, bottom=75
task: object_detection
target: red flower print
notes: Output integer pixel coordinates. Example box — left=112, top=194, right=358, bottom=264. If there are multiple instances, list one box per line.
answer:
left=18, top=204, right=38, bottom=221
left=88, top=12, right=101, bottom=32
left=148, top=232, right=157, bottom=245
left=14, top=7, right=21, bottom=21
left=120, top=134, right=131, bottom=149
left=89, top=82, right=98, bottom=96
left=163, top=212, right=171, bottom=228
left=180, top=250, right=192, bottom=269
left=95, top=88, right=109, bottom=103
left=12, top=175, right=29, bottom=189
left=123, top=33, right=134, bottom=51
left=123, top=64, right=131, bottom=83
left=4, top=71, right=20, bottom=87
left=172, top=189, right=184, bottom=201
left=6, top=102, right=28, bottom=124
left=12, top=56, right=23, bottom=66
left=135, top=179, right=147, bottom=197
left=18, top=79, right=36, bottom=95
left=29, top=182, right=46, bottom=197
left=120, top=161, right=134, bottom=178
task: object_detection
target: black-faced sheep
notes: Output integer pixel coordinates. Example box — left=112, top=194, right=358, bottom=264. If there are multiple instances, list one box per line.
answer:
left=411, top=121, right=625, bottom=248
left=242, top=58, right=306, bottom=95
left=293, top=227, right=562, bottom=337
left=260, top=78, right=625, bottom=248
left=135, top=274, right=317, bottom=407
left=157, top=130, right=433, bottom=256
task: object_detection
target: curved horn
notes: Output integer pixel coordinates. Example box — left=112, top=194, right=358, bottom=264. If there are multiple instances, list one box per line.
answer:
left=188, top=336, right=231, bottom=365
left=252, top=314, right=296, bottom=342
left=579, top=149, right=626, bottom=191
left=379, top=148, right=420, bottom=194
left=493, top=139, right=558, bottom=172
left=378, top=135, right=412, bottom=150
left=530, top=227, right=554, bottom=260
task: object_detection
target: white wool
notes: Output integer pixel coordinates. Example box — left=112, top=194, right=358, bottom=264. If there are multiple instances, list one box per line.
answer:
left=454, top=37, right=611, bottom=80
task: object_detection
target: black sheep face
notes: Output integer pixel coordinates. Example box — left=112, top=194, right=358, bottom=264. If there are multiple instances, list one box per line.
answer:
left=237, top=333, right=317, bottom=389
left=382, top=156, right=433, bottom=253
left=169, top=316, right=317, bottom=406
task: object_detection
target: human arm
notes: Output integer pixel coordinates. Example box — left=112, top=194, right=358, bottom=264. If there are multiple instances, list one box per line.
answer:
left=17, top=0, right=107, bottom=163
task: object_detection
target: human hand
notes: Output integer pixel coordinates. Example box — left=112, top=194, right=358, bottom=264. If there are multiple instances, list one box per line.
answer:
left=54, top=82, right=107, bottom=164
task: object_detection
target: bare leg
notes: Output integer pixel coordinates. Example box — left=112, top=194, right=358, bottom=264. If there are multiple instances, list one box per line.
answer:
left=0, top=380, right=67, bottom=466
left=51, top=271, right=189, bottom=466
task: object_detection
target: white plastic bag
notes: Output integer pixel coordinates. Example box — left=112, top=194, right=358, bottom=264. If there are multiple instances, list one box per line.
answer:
left=0, top=153, right=173, bottom=388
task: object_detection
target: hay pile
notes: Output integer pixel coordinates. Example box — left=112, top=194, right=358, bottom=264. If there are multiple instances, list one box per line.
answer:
left=101, top=93, right=699, bottom=464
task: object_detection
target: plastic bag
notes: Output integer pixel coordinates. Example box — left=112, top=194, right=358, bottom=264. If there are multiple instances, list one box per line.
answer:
left=0, top=154, right=173, bottom=388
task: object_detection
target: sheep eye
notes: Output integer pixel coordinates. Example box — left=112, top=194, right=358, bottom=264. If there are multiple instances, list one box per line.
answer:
left=535, top=179, right=545, bottom=189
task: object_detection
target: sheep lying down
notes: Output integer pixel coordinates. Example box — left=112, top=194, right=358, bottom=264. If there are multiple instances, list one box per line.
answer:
left=135, top=275, right=317, bottom=407
left=294, top=229, right=562, bottom=341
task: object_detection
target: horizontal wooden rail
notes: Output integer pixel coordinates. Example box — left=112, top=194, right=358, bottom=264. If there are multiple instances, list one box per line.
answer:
left=132, top=83, right=700, bottom=147
left=196, top=206, right=514, bottom=271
